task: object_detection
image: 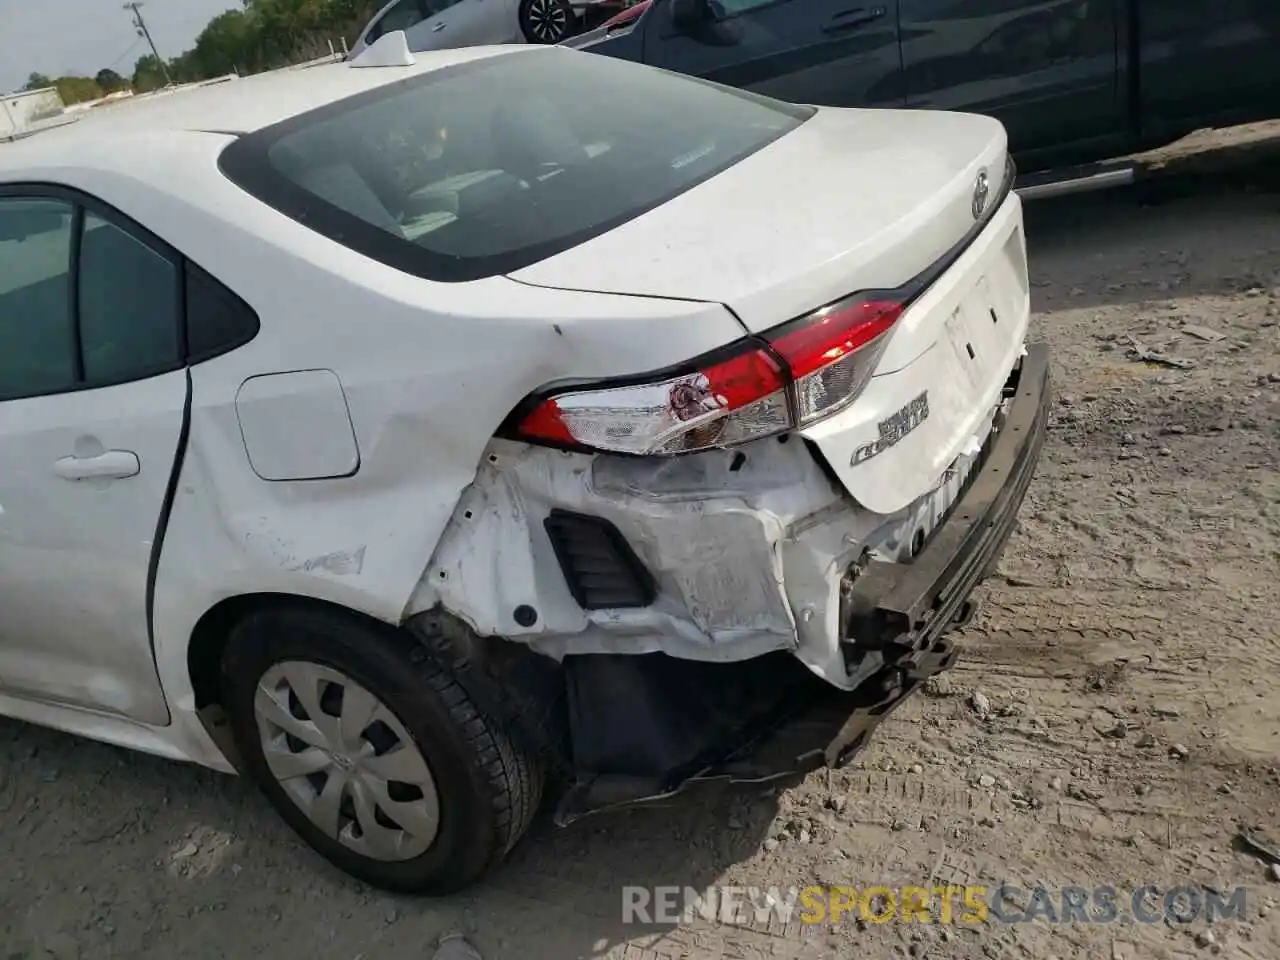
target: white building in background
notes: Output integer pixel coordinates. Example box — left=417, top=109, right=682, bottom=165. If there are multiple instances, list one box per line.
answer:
left=0, top=87, right=65, bottom=138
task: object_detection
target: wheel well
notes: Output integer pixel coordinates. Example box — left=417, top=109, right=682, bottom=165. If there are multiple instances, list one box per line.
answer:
left=187, top=593, right=399, bottom=710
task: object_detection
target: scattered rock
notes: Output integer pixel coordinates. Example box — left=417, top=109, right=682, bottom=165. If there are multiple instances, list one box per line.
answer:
left=978, top=774, right=997, bottom=789
left=1268, top=863, right=1280, bottom=883
left=1067, top=784, right=1104, bottom=802
left=1136, top=732, right=1156, bottom=748
left=910, top=763, right=924, bottom=775
left=923, top=675, right=955, bottom=698
left=1183, top=324, right=1227, bottom=342
left=173, top=842, right=199, bottom=860
left=1135, top=783, right=1152, bottom=797
left=1151, top=705, right=1182, bottom=718
left=1218, top=783, right=1233, bottom=795
left=798, top=829, right=811, bottom=845
left=1194, top=929, right=1215, bottom=949
left=970, top=692, right=992, bottom=718
left=1170, top=744, right=1190, bottom=761
left=1096, top=718, right=1128, bottom=739
left=1050, top=776, right=1064, bottom=791
left=385, top=907, right=400, bottom=925
left=432, top=935, right=484, bottom=960
left=763, top=838, right=779, bottom=854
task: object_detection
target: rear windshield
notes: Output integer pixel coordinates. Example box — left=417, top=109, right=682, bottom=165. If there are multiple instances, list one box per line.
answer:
left=219, top=48, right=812, bottom=282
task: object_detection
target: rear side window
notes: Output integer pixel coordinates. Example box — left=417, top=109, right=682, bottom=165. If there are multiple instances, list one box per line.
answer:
left=0, top=198, right=77, bottom=399
left=0, top=190, right=260, bottom=402
left=79, top=211, right=181, bottom=383
left=220, top=48, right=812, bottom=282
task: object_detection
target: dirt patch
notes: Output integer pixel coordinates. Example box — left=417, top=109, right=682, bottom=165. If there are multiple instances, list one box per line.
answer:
left=3, top=135, right=1280, bottom=960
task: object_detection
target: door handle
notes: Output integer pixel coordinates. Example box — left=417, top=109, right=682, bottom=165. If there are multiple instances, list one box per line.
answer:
left=823, top=5, right=888, bottom=33
left=53, top=450, right=141, bottom=481
left=432, top=21, right=447, bottom=31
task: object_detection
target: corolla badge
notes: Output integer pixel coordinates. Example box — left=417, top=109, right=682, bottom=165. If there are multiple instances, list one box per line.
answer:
left=851, top=391, right=930, bottom=466
left=972, top=169, right=990, bottom=220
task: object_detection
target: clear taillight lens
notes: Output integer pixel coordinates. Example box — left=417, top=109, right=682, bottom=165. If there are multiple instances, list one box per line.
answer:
left=516, top=346, right=790, bottom=456
left=512, top=293, right=905, bottom=456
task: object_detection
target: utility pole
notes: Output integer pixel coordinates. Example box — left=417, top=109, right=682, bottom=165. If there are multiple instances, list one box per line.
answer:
left=123, top=2, right=171, bottom=86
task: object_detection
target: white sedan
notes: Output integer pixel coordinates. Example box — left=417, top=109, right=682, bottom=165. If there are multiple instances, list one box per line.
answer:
left=0, top=33, right=1047, bottom=894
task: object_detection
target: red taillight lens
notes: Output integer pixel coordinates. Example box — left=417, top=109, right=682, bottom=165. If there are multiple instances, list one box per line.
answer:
left=513, top=292, right=904, bottom=456
left=768, top=296, right=903, bottom=425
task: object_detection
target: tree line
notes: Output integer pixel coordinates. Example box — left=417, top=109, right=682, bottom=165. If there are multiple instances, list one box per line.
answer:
left=21, top=0, right=383, bottom=104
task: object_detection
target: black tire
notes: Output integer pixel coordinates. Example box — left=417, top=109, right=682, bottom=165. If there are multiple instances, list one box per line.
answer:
left=520, top=0, right=575, bottom=44
left=220, top=604, right=542, bottom=895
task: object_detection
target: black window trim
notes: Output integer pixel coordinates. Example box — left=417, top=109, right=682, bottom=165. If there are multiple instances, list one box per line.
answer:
left=0, top=181, right=261, bottom=404
left=218, top=47, right=814, bottom=284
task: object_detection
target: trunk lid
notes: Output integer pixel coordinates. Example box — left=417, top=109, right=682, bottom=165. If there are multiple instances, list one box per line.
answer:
left=513, top=105, right=1026, bottom=516
left=509, top=106, right=1010, bottom=344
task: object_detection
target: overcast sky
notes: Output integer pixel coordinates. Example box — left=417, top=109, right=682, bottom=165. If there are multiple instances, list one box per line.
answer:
left=0, top=0, right=240, bottom=94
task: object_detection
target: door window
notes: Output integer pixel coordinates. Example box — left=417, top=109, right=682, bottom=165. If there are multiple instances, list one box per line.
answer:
left=79, top=211, right=181, bottom=384
left=0, top=198, right=77, bottom=401
left=0, top=191, right=251, bottom=401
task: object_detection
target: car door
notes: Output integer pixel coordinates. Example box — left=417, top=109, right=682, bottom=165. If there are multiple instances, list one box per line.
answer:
left=898, top=0, right=1120, bottom=157
left=0, top=190, right=187, bottom=727
left=1138, top=0, right=1280, bottom=127
left=642, top=0, right=905, bottom=108
left=403, top=0, right=519, bottom=50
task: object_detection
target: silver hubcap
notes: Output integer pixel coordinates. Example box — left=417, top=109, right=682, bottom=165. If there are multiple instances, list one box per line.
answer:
left=528, top=0, right=569, bottom=42
left=254, top=661, right=440, bottom=862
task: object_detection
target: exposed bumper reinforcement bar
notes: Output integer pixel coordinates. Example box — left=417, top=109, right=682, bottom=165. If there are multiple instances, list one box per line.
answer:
left=822, top=342, right=1051, bottom=765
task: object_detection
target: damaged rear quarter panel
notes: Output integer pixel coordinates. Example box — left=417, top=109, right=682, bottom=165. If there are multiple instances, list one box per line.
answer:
left=139, top=188, right=750, bottom=727
left=409, top=434, right=890, bottom=677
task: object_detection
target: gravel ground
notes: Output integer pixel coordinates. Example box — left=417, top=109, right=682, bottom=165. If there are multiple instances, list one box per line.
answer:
left=4, top=130, right=1280, bottom=960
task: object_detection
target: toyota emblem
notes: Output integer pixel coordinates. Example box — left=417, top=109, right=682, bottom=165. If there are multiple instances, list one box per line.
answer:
left=972, top=169, right=990, bottom=220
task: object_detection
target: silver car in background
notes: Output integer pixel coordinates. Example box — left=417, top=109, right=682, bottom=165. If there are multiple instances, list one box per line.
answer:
left=348, top=0, right=626, bottom=53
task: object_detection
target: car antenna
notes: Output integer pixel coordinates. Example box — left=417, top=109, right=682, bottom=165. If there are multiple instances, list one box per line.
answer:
left=349, top=30, right=416, bottom=68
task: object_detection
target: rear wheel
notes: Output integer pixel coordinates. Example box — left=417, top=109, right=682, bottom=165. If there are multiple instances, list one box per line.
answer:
left=520, top=0, right=574, bottom=43
left=220, top=605, right=541, bottom=894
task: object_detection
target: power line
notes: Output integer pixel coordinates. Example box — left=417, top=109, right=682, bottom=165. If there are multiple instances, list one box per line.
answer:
left=107, top=36, right=146, bottom=74
left=123, top=2, right=171, bottom=85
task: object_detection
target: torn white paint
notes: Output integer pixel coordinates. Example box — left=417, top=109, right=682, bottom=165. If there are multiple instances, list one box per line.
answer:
left=407, top=424, right=996, bottom=690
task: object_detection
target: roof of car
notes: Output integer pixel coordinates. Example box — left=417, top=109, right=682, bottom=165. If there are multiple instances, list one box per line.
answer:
left=0, top=44, right=529, bottom=170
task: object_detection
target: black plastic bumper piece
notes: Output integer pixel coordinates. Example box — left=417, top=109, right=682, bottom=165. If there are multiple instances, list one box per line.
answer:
left=544, top=509, right=657, bottom=611
left=822, top=343, right=1051, bottom=765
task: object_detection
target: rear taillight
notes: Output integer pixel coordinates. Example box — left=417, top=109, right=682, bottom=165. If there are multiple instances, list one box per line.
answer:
left=513, top=293, right=904, bottom=456
left=767, top=295, right=902, bottom=425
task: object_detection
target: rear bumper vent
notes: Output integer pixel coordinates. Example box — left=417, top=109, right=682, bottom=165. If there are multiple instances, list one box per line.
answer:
left=543, top=509, right=657, bottom=611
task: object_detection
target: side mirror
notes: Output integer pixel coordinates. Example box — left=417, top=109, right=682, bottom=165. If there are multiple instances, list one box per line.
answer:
left=669, top=0, right=710, bottom=30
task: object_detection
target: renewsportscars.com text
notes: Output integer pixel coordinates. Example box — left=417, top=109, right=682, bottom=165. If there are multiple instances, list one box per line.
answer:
left=622, top=884, right=1249, bottom=927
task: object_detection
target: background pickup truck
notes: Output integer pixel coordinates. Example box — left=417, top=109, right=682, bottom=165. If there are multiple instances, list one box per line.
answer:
left=569, top=0, right=1280, bottom=190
